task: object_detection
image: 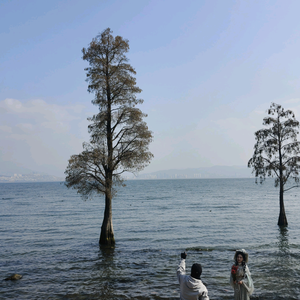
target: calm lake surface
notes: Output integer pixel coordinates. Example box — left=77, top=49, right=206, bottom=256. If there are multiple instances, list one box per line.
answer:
left=1, top=179, right=300, bottom=299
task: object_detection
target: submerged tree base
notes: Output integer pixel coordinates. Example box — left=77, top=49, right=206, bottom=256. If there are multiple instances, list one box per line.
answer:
left=99, top=238, right=115, bottom=246
left=99, top=232, right=115, bottom=246
left=278, top=214, right=288, bottom=227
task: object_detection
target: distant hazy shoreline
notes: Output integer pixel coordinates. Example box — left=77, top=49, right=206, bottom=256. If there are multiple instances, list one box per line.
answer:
left=0, top=173, right=64, bottom=183
left=126, top=165, right=253, bottom=180
left=0, top=165, right=253, bottom=182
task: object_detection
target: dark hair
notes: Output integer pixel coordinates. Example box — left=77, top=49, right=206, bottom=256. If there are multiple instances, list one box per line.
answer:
left=235, top=251, right=246, bottom=268
left=191, top=263, right=202, bottom=279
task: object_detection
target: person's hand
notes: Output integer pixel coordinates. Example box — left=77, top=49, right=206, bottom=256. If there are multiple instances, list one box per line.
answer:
left=181, top=252, right=187, bottom=259
left=238, top=281, right=243, bottom=285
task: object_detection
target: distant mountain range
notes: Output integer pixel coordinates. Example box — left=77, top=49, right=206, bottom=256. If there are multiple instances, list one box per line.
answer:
left=0, top=161, right=37, bottom=176
left=0, top=162, right=253, bottom=183
left=131, top=165, right=253, bottom=180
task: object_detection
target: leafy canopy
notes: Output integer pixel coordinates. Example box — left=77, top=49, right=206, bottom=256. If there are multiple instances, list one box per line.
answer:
left=248, top=103, right=300, bottom=190
left=65, top=28, right=153, bottom=199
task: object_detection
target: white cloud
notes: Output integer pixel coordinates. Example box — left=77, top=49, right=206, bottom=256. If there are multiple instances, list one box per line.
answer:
left=0, top=98, right=91, bottom=176
left=284, top=98, right=300, bottom=104
left=143, top=103, right=271, bottom=174
left=0, top=125, right=12, bottom=133
left=0, top=98, right=87, bottom=133
left=16, top=123, right=34, bottom=133
left=3, top=97, right=299, bottom=177
left=0, top=98, right=23, bottom=112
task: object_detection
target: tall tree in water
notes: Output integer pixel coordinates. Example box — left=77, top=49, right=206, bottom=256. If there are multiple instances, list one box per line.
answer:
left=248, top=103, right=300, bottom=226
left=65, top=28, right=153, bottom=245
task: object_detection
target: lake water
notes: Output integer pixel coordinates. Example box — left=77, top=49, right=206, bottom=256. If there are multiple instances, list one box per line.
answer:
left=1, top=179, right=300, bottom=299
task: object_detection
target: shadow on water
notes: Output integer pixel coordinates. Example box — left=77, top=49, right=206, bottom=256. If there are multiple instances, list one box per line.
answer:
left=273, top=227, right=300, bottom=299
left=277, top=226, right=289, bottom=254
left=89, top=246, right=180, bottom=300
left=273, top=227, right=292, bottom=297
left=98, top=244, right=115, bottom=259
left=90, top=245, right=116, bottom=299
left=252, top=227, right=297, bottom=300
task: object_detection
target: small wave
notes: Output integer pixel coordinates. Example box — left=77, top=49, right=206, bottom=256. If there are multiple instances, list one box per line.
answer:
left=186, top=246, right=215, bottom=252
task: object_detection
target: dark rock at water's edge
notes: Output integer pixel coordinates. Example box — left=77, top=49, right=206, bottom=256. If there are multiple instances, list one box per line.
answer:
left=4, top=274, right=23, bottom=281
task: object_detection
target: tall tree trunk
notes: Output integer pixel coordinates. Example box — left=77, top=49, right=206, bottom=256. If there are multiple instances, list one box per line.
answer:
left=99, top=64, right=115, bottom=245
left=99, top=186, right=115, bottom=245
left=277, top=180, right=288, bottom=226
left=277, top=128, right=288, bottom=227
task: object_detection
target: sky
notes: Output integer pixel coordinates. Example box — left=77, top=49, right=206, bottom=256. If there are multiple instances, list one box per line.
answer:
left=1, top=0, right=300, bottom=177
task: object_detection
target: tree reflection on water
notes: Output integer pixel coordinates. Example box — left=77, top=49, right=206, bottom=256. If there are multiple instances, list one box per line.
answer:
left=277, top=226, right=289, bottom=254
left=274, top=226, right=291, bottom=295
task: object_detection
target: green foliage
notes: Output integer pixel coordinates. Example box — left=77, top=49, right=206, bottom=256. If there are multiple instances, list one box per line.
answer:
left=65, top=28, right=153, bottom=199
left=248, top=102, right=300, bottom=191
left=65, top=28, right=153, bottom=244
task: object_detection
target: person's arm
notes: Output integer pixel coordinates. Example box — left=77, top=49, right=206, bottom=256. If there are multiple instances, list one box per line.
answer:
left=241, top=265, right=254, bottom=295
left=177, top=252, right=187, bottom=282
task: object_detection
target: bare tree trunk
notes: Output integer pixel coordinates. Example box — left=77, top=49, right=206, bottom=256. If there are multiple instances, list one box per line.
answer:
left=99, top=65, right=115, bottom=246
left=277, top=130, right=288, bottom=227
left=99, top=186, right=115, bottom=245
left=277, top=181, right=288, bottom=226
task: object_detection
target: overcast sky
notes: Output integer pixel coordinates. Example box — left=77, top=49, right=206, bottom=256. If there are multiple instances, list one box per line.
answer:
left=1, top=0, right=300, bottom=177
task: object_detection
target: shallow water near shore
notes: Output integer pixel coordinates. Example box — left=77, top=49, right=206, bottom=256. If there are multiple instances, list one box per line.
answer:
left=1, top=178, right=300, bottom=299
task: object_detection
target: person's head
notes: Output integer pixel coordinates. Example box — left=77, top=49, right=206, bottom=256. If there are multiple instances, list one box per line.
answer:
left=234, top=249, right=248, bottom=265
left=191, top=263, right=202, bottom=279
left=236, top=253, right=244, bottom=264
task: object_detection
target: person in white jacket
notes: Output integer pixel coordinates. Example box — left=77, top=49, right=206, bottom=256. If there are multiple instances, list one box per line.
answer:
left=177, top=252, right=209, bottom=300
